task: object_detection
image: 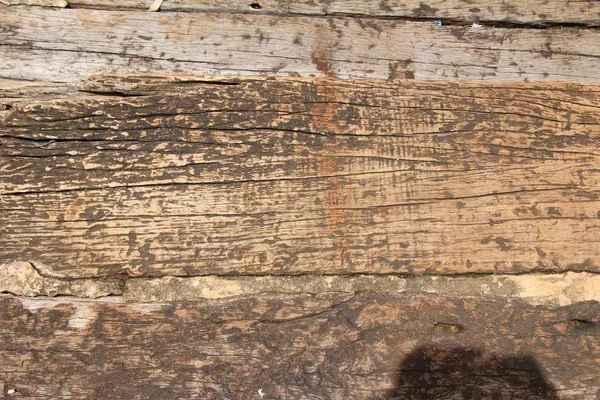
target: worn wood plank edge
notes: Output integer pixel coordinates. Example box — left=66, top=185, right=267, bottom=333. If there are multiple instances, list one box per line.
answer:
left=50, top=0, right=600, bottom=27
left=5, top=73, right=600, bottom=101
left=2, top=261, right=599, bottom=307
left=0, top=0, right=66, bottom=6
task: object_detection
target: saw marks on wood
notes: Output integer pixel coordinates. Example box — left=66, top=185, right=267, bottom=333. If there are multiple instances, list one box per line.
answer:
left=1, top=5, right=600, bottom=83
left=1, top=294, right=598, bottom=399
left=1, top=77, right=599, bottom=278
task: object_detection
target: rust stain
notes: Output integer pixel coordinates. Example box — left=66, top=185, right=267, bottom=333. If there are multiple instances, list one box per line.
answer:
left=311, top=24, right=336, bottom=78
left=314, top=82, right=348, bottom=269
left=311, top=52, right=334, bottom=77
left=311, top=82, right=339, bottom=134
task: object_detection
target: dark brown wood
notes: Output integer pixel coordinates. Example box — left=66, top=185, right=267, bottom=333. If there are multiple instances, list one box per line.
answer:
left=0, top=293, right=598, bottom=399
left=2, top=77, right=599, bottom=278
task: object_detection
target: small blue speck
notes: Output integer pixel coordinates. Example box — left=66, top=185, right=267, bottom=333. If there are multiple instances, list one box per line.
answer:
left=434, top=20, right=442, bottom=27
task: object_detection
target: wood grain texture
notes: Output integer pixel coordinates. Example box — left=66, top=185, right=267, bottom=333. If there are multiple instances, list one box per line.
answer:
left=2, top=6, right=600, bottom=84
left=0, top=294, right=598, bottom=399
left=1, top=77, right=599, bottom=278
left=64, top=0, right=600, bottom=26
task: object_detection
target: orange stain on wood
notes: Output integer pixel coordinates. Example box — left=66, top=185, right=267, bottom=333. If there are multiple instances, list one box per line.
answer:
left=311, top=25, right=336, bottom=78
left=64, top=197, right=85, bottom=221
left=313, top=82, right=349, bottom=269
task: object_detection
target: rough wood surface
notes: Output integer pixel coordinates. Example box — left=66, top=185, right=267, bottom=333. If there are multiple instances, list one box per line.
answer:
left=1, top=294, right=598, bottom=399
left=1, top=77, right=599, bottom=278
left=4, top=260, right=600, bottom=308
left=1, top=3, right=599, bottom=398
left=2, top=6, right=600, bottom=84
left=0, top=0, right=66, bottom=6
left=63, top=0, right=600, bottom=26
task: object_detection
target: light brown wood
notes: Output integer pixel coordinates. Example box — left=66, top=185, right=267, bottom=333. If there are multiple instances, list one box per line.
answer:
left=2, top=6, right=600, bottom=84
left=1, top=76, right=599, bottom=278
left=64, top=0, right=600, bottom=26
left=1, top=293, right=598, bottom=399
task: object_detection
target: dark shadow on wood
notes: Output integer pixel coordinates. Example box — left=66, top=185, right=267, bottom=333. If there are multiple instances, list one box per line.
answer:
left=385, top=345, right=559, bottom=399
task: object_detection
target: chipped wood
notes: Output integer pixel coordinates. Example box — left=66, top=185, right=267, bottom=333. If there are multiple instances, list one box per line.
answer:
left=1, top=77, right=599, bottom=278
left=0, top=261, right=123, bottom=298
left=2, top=6, right=600, bottom=83
left=0, top=294, right=598, bottom=399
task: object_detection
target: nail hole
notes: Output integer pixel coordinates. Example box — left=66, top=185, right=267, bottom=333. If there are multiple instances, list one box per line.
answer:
left=569, top=319, right=595, bottom=329
left=1, top=104, right=13, bottom=111
left=250, top=2, right=262, bottom=9
left=434, top=323, right=463, bottom=334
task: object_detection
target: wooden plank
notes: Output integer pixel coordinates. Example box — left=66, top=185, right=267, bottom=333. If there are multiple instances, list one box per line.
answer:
left=1, top=77, right=599, bottom=278
left=2, top=6, right=600, bottom=83
left=64, top=0, right=600, bottom=26
left=0, top=293, right=598, bottom=399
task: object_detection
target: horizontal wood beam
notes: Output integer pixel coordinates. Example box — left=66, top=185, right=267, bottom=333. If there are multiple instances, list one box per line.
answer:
left=1, top=76, right=599, bottom=278
left=1, top=293, right=598, bottom=398
left=60, top=0, right=600, bottom=26
left=1, top=6, right=600, bottom=83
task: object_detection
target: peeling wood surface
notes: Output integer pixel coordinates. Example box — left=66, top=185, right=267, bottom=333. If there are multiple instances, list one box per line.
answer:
left=2, top=6, right=600, bottom=84
left=1, top=77, right=599, bottom=278
left=63, top=0, right=600, bottom=26
left=0, top=294, right=599, bottom=399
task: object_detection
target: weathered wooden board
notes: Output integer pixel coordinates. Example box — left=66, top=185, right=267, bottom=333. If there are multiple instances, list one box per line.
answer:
left=1, top=77, right=599, bottom=278
left=1, top=3, right=598, bottom=399
left=0, top=294, right=598, bottom=399
left=63, top=0, right=600, bottom=26
left=2, top=6, right=600, bottom=84
left=0, top=79, right=82, bottom=102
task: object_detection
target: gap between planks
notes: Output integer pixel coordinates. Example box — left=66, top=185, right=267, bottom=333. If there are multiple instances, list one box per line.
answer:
left=2, top=261, right=600, bottom=306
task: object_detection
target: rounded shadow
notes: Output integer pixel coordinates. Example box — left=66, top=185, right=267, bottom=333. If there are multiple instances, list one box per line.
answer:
left=386, top=345, right=559, bottom=399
